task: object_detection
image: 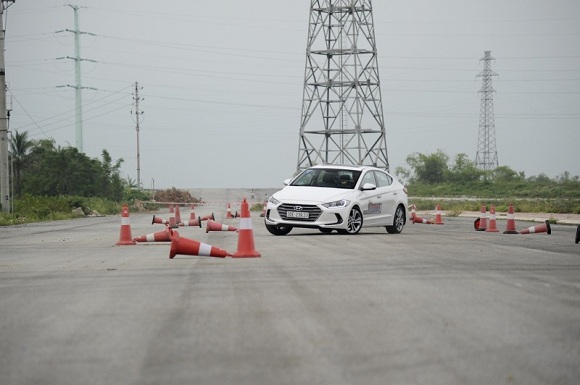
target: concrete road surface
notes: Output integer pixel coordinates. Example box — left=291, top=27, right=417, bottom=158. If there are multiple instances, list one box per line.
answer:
left=1, top=195, right=579, bottom=385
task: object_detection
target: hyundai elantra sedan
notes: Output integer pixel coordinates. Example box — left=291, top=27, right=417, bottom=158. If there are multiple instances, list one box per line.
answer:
left=264, top=165, right=408, bottom=235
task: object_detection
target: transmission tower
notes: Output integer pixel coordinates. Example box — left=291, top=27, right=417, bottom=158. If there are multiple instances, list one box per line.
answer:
left=1, top=0, right=15, bottom=214
left=475, top=51, right=499, bottom=170
left=56, top=5, right=96, bottom=153
left=296, top=0, right=389, bottom=173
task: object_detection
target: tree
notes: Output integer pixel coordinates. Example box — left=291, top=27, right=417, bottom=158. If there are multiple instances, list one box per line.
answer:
left=449, top=153, right=484, bottom=183
left=405, top=150, right=449, bottom=184
left=9, top=130, right=33, bottom=196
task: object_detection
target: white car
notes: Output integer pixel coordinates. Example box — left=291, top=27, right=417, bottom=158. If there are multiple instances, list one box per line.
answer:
left=264, top=165, right=408, bottom=235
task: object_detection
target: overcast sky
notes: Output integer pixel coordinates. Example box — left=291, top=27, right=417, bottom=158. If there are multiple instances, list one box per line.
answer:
left=5, top=0, right=580, bottom=189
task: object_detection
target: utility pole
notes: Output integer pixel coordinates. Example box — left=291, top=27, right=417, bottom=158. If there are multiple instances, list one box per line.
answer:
left=56, top=5, right=95, bottom=153
left=0, top=0, right=15, bottom=213
left=132, top=82, right=143, bottom=189
left=296, top=0, right=389, bottom=173
left=475, top=51, right=499, bottom=170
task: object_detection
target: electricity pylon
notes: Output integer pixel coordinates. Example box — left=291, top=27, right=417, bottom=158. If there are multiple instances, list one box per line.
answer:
left=0, top=0, right=15, bottom=213
left=296, top=0, right=389, bottom=173
left=475, top=51, right=499, bottom=170
left=56, top=5, right=95, bottom=153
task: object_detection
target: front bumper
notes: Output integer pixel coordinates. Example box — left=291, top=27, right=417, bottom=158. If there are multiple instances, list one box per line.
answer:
left=264, top=202, right=350, bottom=229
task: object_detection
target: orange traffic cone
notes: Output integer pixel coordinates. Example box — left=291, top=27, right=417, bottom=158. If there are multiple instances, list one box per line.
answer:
left=206, top=220, right=238, bottom=233
left=200, top=213, right=215, bottom=221
left=412, top=215, right=432, bottom=225
left=503, top=203, right=518, bottom=234
left=152, top=215, right=168, bottom=225
left=433, top=204, right=444, bottom=225
left=116, top=204, right=136, bottom=245
left=233, top=198, right=261, bottom=258
left=259, top=200, right=267, bottom=218
left=134, top=227, right=172, bottom=243
left=174, top=205, right=182, bottom=224
left=409, top=204, right=416, bottom=220
left=476, top=205, right=487, bottom=231
left=520, top=220, right=551, bottom=235
left=485, top=205, right=500, bottom=233
left=226, top=203, right=234, bottom=219
left=189, top=204, right=197, bottom=220
left=169, top=230, right=231, bottom=259
left=179, top=217, right=202, bottom=227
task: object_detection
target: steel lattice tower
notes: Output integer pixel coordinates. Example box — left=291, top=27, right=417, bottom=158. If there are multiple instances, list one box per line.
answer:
left=475, top=51, right=499, bottom=170
left=296, top=0, right=389, bottom=173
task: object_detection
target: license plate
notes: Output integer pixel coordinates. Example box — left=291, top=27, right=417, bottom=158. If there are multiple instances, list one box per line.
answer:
left=286, top=211, right=309, bottom=219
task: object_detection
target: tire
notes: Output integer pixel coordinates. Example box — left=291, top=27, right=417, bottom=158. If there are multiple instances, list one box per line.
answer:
left=386, top=205, right=405, bottom=234
left=265, top=224, right=293, bottom=236
left=338, top=206, right=363, bottom=234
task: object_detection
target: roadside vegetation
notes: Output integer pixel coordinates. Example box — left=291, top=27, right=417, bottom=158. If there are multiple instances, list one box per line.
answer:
left=1, top=135, right=578, bottom=225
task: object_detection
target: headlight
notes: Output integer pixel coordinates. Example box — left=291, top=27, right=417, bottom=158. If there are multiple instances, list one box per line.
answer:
left=268, top=196, right=280, bottom=205
left=322, top=199, right=350, bottom=208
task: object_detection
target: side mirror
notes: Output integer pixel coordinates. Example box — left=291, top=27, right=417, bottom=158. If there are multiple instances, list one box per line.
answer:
left=361, top=183, right=377, bottom=191
left=283, top=178, right=291, bottom=186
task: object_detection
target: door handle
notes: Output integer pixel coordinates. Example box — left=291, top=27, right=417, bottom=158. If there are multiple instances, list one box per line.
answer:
left=376, top=196, right=382, bottom=198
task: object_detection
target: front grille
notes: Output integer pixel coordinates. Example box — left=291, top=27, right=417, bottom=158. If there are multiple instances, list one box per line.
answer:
left=277, top=203, right=322, bottom=222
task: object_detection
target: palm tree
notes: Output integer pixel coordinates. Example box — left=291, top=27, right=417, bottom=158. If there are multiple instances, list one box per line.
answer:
left=10, top=130, right=33, bottom=196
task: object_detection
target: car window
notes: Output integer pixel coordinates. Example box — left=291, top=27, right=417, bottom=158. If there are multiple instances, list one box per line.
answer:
left=291, top=169, right=317, bottom=186
left=361, top=171, right=376, bottom=186
left=374, top=171, right=393, bottom=187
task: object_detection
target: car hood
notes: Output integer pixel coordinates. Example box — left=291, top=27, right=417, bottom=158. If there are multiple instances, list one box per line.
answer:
left=273, top=186, right=356, bottom=204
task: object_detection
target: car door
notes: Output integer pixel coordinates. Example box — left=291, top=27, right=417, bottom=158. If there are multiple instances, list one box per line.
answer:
left=358, top=171, right=383, bottom=226
left=373, top=171, right=397, bottom=225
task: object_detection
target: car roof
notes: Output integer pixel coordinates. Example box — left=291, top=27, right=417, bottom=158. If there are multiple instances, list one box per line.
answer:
left=308, top=164, right=387, bottom=173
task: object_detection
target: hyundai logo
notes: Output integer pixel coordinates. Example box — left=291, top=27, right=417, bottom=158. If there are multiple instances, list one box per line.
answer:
left=294, top=206, right=303, bottom=211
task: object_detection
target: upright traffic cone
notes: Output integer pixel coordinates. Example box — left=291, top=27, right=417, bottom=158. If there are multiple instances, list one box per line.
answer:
left=233, top=198, right=261, bottom=258
left=476, top=205, right=487, bottom=231
left=520, top=220, right=551, bottom=235
left=178, top=217, right=202, bottom=227
left=200, top=213, right=215, bottom=221
left=174, top=205, right=182, bottom=224
left=259, top=200, right=267, bottom=217
left=225, top=203, right=234, bottom=219
left=116, top=204, right=136, bottom=245
left=412, top=215, right=432, bottom=224
left=409, top=204, right=416, bottom=220
left=152, top=215, right=168, bottom=225
left=485, top=205, right=500, bottom=233
left=169, top=230, right=231, bottom=259
left=168, top=211, right=178, bottom=229
left=503, top=203, right=518, bottom=234
left=433, top=204, right=444, bottom=225
left=206, top=220, right=238, bottom=233
left=189, top=204, right=197, bottom=220
left=134, top=227, right=172, bottom=243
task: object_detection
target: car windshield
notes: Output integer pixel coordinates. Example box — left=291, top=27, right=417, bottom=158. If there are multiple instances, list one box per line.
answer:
left=290, top=169, right=361, bottom=189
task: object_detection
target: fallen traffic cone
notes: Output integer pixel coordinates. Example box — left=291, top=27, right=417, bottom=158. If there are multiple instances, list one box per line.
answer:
left=476, top=205, right=487, bottom=231
left=189, top=204, right=197, bottom=220
left=225, top=203, right=234, bottom=219
left=174, top=205, right=182, bottom=224
left=134, top=227, right=172, bottom=243
left=412, top=215, right=432, bottom=225
left=116, top=204, right=136, bottom=245
left=206, top=220, right=238, bottom=233
left=178, top=217, right=202, bottom=227
left=169, top=230, right=231, bottom=259
left=200, top=213, right=215, bottom=221
left=152, top=215, right=168, bottom=225
left=576, top=225, right=579, bottom=244
left=233, top=198, right=261, bottom=258
left=433, top=204, right=444, bottom=225
left=520, top=220, right=551, bottom=235
left=485, top=205, right=500, bottom=233
left=503, top=203, right=518, bottom=234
